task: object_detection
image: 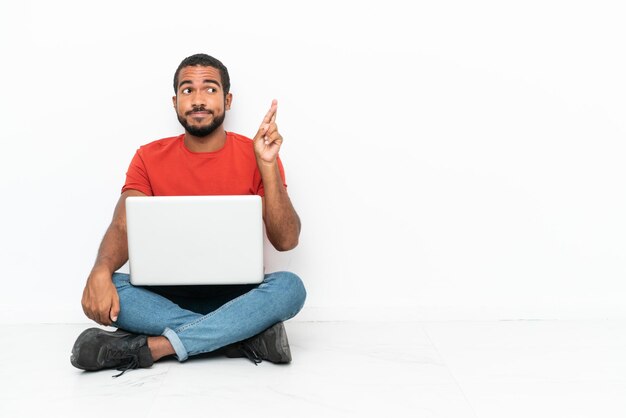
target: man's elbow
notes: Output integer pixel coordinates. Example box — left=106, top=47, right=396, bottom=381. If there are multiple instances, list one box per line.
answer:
left=274, top=236, right=299, bottom=252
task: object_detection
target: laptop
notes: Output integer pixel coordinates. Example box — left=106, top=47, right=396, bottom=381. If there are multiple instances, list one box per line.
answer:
left=126, top=195, right=264, bottom=285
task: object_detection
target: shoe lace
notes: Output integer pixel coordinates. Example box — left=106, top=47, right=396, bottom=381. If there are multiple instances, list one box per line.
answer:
left=103, top=347, right=141, bottom=378
left=239, top=343, right=262, bottom=366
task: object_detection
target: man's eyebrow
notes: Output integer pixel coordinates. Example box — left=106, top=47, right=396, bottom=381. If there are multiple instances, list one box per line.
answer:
left=178, top=79, right=222, bottom=89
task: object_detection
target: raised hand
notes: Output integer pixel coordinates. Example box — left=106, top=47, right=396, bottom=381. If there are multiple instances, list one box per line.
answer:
left=253, top=99, right=283, bottom=165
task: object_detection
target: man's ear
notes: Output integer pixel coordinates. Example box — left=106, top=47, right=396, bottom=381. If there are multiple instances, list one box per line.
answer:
left=172, top=95, right=177, bottom=109
left=225, top=93, right=233, bottom=110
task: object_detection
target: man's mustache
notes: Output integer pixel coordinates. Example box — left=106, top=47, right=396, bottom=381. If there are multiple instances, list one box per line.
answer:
left=186, top=107, right=214, bottom=116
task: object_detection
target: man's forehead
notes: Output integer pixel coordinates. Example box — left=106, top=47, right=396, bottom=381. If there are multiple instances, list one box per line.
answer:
left=178, top=65, right=222, bottom=85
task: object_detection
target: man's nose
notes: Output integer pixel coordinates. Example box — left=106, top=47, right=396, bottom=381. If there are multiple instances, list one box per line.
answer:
left=191, top=91, right=206, bottom=106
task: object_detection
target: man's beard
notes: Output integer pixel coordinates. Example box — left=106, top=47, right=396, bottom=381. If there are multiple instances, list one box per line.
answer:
left=177, top=109, right=226, bottom=137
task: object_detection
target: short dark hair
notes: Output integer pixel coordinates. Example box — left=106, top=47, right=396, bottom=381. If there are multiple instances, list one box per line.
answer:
left=173, top=53, right=230, bottom=96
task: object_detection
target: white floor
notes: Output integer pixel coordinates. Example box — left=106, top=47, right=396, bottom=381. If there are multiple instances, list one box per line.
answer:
left=1, top=321, right=625, bottom=418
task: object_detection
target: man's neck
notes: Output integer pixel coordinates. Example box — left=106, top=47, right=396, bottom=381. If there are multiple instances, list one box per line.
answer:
left=183, top=128, right=227, bottom=153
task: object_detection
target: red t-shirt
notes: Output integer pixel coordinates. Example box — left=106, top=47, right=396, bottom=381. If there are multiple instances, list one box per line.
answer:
left=122, top=132, right=286, bottom=196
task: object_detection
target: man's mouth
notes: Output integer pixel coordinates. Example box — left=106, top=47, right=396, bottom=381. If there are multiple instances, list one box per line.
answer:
left=187, top=109, right=212, bottom=117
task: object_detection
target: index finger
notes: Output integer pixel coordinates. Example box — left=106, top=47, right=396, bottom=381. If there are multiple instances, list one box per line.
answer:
left=262, top=99, right=278, bottom=125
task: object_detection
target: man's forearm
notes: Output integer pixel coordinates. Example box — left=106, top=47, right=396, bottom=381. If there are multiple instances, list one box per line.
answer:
left=260, top=161, right=301, bottom=251
left=92, top=223, right=129, bottom=274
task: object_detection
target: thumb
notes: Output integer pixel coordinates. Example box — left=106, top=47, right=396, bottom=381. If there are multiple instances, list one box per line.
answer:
left=110, top=294, right=120, bottom=322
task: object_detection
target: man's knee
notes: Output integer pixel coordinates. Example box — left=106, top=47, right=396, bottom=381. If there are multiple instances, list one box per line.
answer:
left=269, top=271, right=306, bottom=316
left=112, top=272, right=130, bottom=284
left=111, top=273, right=131, bottom=293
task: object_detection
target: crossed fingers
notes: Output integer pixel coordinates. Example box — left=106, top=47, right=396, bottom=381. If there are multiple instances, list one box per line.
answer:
left=259, top=99, right=278, bottom=145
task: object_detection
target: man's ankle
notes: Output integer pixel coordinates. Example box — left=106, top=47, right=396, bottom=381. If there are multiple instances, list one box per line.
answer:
left=147, top=336, right=175, bottom=361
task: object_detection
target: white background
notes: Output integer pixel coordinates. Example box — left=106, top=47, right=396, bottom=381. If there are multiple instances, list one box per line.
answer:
left=1, top=0, right=625, bottom=322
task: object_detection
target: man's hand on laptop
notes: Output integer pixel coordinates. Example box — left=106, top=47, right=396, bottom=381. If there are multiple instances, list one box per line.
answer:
left=81, top=267, right=120, bottom=326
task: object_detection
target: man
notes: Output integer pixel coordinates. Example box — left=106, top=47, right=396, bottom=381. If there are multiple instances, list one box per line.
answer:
left=71, top=54, right=306, bottom=376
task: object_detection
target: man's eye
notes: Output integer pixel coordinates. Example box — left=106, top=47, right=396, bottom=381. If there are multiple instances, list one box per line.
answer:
left=208, top=88, right=216, bottom=93
left=182, top=88, right=191, bottom=94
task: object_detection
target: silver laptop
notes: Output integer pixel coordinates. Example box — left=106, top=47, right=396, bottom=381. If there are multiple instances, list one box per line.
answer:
left=126, top=195, right=264, bottom=285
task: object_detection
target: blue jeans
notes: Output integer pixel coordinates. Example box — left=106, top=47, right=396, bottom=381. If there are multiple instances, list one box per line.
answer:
left=111, top=271, right=306, bottom=361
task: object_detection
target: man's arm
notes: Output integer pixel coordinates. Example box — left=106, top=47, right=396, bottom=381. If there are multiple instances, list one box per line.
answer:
left=260, top=164, right=301, bottom=251
left=81, top=189, right=146, bottom=325
left=254, top=100, right=301, bottom=251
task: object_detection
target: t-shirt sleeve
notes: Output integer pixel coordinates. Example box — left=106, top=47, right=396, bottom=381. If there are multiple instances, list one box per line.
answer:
left=256, top=155, right=287, bottom=197
left=121, top=150, right=154, bottom=196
